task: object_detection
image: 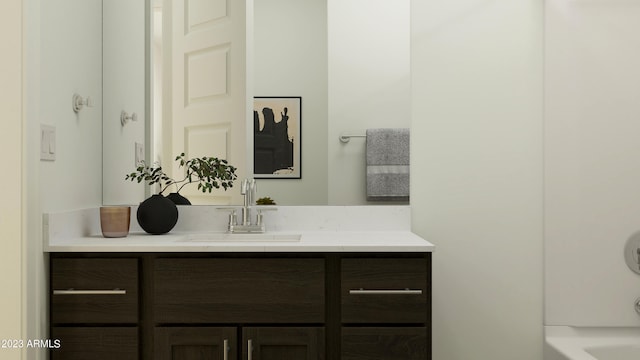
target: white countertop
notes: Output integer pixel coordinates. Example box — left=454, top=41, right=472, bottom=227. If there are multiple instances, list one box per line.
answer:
left=45, top=230, right=434, bottom=253
left=44, top=206, right=434, bottom=253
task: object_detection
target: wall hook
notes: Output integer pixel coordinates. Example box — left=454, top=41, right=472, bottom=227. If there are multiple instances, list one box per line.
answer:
left=121, top=111, right=138, bottom=126
left=72, top=94, right=93, bottom=113
left=624, top=231, right=640, bottom=275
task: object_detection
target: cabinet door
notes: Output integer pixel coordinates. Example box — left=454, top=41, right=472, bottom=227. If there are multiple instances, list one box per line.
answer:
left=341, top=327, right=428, bottom=360
left=154, top=327, right=236, bottom=360
left=51, top=327, right=138, bottom=360
left=243, top=327, right=324, bottom=360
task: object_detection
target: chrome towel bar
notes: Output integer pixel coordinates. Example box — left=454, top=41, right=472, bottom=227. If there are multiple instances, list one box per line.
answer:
left=339, top=133, right=366, bottom=143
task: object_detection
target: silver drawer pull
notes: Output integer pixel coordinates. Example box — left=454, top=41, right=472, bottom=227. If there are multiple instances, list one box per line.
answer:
left=349, top=288, right=423, bottom=295
left=223, top=339, right=229, bottom=360
left=53, top=289, right=126, bottom=295
left=247, top=339, right=253, bottom=360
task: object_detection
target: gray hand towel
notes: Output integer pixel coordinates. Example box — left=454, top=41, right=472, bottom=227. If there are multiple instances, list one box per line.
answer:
left=366, top=128, right=410, bottom=201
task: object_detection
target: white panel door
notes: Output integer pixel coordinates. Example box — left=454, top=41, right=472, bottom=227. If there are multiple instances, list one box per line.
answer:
left=168, top=0, right=250, bottom=204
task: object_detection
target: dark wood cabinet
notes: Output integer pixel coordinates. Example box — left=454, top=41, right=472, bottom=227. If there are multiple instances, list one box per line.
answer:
left=50, top=327, right=138, bottom=360
left=341, top=257, right=431, bottom=360
left=50, top=253, right=431, bottom=360
left=243, top=327, right=324, bottom=360
left=154, top=327, right=236, bottom=360
left=50, top=258, right=138, bottom=324
left=341, top=327, right=428, bottom=360
left=153, top=326, right=323, bottom=360
left=154, top=258, right=325, bottom=323
left=50, top=258, right=139, bottom=359
left=342, top=258, right=428, bottom=324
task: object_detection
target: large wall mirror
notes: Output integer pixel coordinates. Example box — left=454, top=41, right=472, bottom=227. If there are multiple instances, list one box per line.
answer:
left=104, top=0, right=410, bottom=206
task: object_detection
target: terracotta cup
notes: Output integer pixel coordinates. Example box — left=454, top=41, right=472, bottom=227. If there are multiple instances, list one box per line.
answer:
left=100, top=206, right=131, bottom=238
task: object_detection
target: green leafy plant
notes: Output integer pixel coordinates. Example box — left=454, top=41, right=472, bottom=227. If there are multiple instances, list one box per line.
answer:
left=256, top=196, right=276, bottom=205
left=126, top=153, right=237, bottom=194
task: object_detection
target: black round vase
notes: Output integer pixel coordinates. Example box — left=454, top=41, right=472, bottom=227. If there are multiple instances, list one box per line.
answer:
left=136, top=194, right=178, bottom=235
left=166, top=192, right=192, bottom=205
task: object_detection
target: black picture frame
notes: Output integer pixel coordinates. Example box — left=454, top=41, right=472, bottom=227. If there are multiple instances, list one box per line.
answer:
left=253, top=96, right=302, bottom=179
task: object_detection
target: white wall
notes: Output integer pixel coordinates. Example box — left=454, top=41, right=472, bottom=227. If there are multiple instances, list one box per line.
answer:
left=0, top=0, right=24, bottom=358
left=103, top=0, right=147, bottom=205
left=328, top=0, right=410, bottom=205
left=24, top=2, right=103, bottom=359
left=545, top=0, right=640, bottom=327
left=411, top=1, right=543, bottom=360
left=24, top=1, right=46, bottom=358
left=254, top=0, right=328, bottom=205
left=39, top=0, right=103, bottom=212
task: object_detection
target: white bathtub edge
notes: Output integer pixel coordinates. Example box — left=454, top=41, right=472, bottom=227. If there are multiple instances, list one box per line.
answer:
left=544, top=326, right=640, bottom=360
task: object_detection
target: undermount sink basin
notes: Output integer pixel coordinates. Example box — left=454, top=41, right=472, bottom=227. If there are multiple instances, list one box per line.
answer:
left=181, top=233, right=302, bottom=242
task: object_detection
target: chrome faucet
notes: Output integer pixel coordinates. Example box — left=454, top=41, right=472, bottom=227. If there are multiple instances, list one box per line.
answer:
left=226, top=178, right=269, bottom=233
left=240, top=178, right=256, bottom=226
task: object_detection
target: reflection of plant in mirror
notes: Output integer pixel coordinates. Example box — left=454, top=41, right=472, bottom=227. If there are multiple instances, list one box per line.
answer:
left=125, top=153, right=237, bottom=195
left=256, top=196, right=276, bottom=205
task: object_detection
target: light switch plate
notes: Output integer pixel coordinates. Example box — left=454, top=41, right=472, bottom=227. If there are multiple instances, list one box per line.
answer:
left=135, top=142, right=144, bottom=166
left=40, top=124, right=56, bottom=161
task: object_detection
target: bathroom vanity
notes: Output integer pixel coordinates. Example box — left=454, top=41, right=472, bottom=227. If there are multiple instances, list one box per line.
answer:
left=45, top=206, right=434, bottom=360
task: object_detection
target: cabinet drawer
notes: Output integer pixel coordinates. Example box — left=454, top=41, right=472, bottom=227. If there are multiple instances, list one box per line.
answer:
left=341, top=258, right=428, bottom=323
left=51, top=327, right=138, bottom=360
left=341, top=327, right=428, bottom=360
left=51, top=258, right=138, bottom=324
left=154, top=258, right=325, bottom=323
